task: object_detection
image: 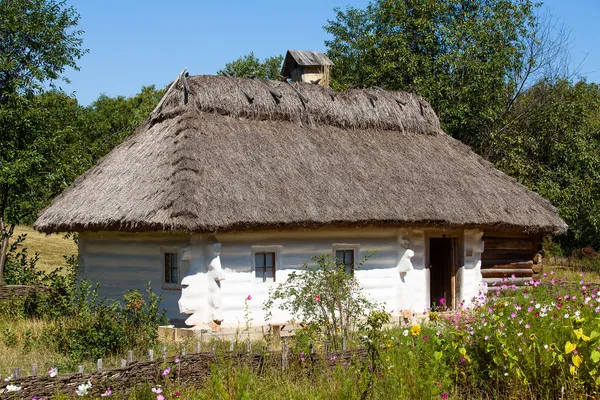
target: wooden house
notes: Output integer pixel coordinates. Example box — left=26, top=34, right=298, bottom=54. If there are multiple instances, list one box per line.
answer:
left=34, top=64, right=566, bottom=328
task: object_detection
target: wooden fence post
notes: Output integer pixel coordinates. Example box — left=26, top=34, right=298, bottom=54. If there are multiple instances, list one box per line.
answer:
left=324, top=341, right=329, bottom=355
left=281, top=342, right=288, bottom=370
left=31, top=364, right=37, bottom=377
left=196, top=341, right=201, bottom=354
left=13, top=368, right=20, bottom=380
left=97, top=359, right=103, bottom=373
left=162, top=346, right=167, bottom=360
left=211, top=342, right=217, bottom=354
left=121, top=359, right=127, bottom=368
left=78, top=365, right=84, bottom=375
left=128, top=350, right=133, bottom=364
left=148, top=349, right=154, bottom=361
left=246, top=338, right=251, bottom=354
left=181, top=344, right=186, bottom=356
left=229, top=341, right=234, bottom=352
left=342, top=337, right=347, bottom=351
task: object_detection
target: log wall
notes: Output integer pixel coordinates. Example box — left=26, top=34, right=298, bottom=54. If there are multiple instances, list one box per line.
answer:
left=482, top=233, right=542, bottom=287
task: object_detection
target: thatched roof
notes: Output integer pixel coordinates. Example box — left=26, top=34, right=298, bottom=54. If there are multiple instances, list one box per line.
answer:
left=34, top=75, right=567, bottom=235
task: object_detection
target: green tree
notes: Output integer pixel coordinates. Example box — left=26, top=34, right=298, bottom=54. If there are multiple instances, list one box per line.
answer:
left=492, top=80, right=600, bottom=251
left=324, top=0, right=554, bottom=149
left=218, top=52, right=284, bottom=80
left=0, top=0, right=86, bottom=282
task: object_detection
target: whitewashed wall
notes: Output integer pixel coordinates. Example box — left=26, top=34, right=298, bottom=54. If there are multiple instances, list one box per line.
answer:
left=78, top=228, right=485, bottom=328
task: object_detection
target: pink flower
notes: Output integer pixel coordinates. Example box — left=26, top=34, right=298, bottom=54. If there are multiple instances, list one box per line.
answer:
left=174, top=356, right=181, bottom=363
left=247, top=295, right=252, bottom=301
left=527, top=307, right=534, bottom=313
left=157, top=395, right=165, bottom=400
left=525, top=324, right=531, bottom=329
left=423, top=336, right=428, bottom=341
left=460, top=357, right=466, bottom=363
left=440, top=393, right=449, bottom=399
left=300, top=356, right=306, bottom=361
left=101, top=387, right=112, bottom=397
left=315, top=295, right=321, bottom=302
left=162, top=367, right=171, bottom=376
left=152, top=388, right=163, bottom=394
left=173, top=393, right=181, bottom=397
left=439, top=298, right=445, bottom=305
left=330, top=355, right=337, bottom=361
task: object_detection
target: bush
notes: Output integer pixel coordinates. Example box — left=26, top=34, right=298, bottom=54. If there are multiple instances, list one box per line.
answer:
left=264, top=253, right=377, bottom=350
left=44, top=282, right=168, bottom=362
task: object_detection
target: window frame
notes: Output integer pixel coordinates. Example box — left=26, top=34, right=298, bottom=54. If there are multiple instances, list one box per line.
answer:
left=161, top=248, right=181, bottom=290
left=332, top=243, right=360, bottom=275
left=251, top=246, right=282, bottom=283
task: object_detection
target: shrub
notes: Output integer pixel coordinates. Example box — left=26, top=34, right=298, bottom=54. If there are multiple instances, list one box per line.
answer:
left=264, top=253, right=377, bottom=350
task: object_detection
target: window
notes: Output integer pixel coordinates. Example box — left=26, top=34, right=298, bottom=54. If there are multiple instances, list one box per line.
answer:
left=255, top=252, right=276, bottom=282
left=336, top=249, right=355, bottom=275
left=164, top=252, right=179, bottom=285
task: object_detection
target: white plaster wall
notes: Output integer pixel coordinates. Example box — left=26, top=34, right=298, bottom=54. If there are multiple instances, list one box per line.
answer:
left=78, top=228, right=434, bottom=327
left=78, top=232, right=191, bottom=320
left=459, top=229, right=485, bottom=307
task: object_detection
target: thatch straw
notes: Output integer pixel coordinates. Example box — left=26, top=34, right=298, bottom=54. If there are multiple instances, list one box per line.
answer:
left=34, top=75, right=567, bottom=235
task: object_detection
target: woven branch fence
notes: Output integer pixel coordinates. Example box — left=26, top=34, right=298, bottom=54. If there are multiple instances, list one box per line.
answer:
left=0, top=344, right=368, bottom=398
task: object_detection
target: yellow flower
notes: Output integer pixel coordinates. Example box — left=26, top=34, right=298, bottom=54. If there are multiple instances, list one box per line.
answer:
left=410, top=325, right=421, bottom=337
left=529, top=334, right=537, bottom=341
left=503, top=349, right=509, bottom=358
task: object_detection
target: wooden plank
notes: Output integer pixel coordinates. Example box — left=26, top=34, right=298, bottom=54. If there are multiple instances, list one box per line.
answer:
left=484, top=238, right=533, bottom=250
left=484, top=277, right=531, bottom=286
left=482, top=250, right=536, bottom=259
left=484, top=261, right=534, bottom=269
left=483, top=231, right=532, bottom=239
left=481, top=269, right=533, bottom=278
left=482, top=258, right=534, bottom=267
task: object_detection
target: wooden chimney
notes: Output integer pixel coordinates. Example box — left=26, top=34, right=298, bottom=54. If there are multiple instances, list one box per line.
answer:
left=281, top=50, right=333, bottom=87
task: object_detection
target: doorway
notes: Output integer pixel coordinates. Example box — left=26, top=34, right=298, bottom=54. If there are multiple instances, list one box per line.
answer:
left=429, top=238, right=456, bottom=308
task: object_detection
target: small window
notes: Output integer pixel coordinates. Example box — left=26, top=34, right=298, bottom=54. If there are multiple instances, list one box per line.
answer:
left=255, top=252, right=276, bottom=282
left=164, top=252, right=179, bottom=285
left=336, top=249, right=355, bottom=275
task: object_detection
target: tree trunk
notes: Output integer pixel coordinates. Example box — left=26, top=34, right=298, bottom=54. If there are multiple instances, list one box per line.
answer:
left=0, top=185, right=9, bottom=285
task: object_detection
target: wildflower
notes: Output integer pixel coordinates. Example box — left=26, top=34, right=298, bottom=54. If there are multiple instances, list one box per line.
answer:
left=550, top=271, right=555, bottom=275
left=410, top=325, right=421, bottom=337
left=157, top=396, right=165, bottom=400
left=403, top=329, right=409, bottom=337
left=510, top=312, right=517, bottom=318
left=527, top=306, right=534, bottom=312
left=460, top=357, right=466, bottom=363
left=246, top=295, right=252, bottom=301
left=101, top=387, right=113, bottom=397
left=315, top=295, right=321, bottom=302
left=580, top=280, right=585, bottom=285
left=436, top=330, right=442, bottom=337
left=152, top=388, right=163, bottom=394
left=174, top=393, right=181, bottom=398
left=423, top=336, right=428, bottom=341
left=529, top=334, right=537, bottom=341
left=5, top=384, right=21, bottom=392
left=175, top=356, right=181, bottom=363
left=535, top=303, right=541, bottom=309
left=330, top=355, right=337, bottom=361
left=564, top=314, right=570, bottom=319
left=525, top=324, right=531, bottom=329
left=439, top=297, right=445, bottom=305
left=76, top=381, right=92, bottom=397
left=300, top=355, right=306, bottom=361
left=544, top=344, right=549, bottom=350
left=3, top=374, right=12, bottom=382
left=484, top=335, right=489, bottom=341
left=162, top=367, right=171, bottom=376
left=440, top=393, right=449, bottom=399
left=48, top=367, right=58, bottom=378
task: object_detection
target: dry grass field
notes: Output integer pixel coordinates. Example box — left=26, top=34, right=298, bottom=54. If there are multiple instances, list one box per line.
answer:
left=12, top=225, right=77, bottom=273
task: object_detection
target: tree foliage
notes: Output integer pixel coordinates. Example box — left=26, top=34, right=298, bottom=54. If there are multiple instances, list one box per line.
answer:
left=217, top=52, right=284, bottom=80
left=492, top=80, right=600, bottom=251
left=325, top=0, right=542, bottom=148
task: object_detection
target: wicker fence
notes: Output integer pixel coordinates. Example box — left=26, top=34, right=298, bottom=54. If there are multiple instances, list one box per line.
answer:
left=0, top=342, right=367, bottom=398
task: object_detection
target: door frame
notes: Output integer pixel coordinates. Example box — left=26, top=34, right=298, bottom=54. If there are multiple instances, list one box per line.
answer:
left=425, top=230, right=463, bottom=310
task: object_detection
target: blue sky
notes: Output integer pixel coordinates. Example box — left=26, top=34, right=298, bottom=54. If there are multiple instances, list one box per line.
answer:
left=63, top=0, right=600, bottom=105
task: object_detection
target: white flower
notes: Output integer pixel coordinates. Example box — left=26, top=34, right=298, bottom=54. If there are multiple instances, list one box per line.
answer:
left=403, top=329, right=409, bottom=337
left=76, top=380, right=93, bottom=396
left=49, top=367, right=58, bottom=377
left=535, top=303, right=541, bottom=309
left=6, top=384, right=21, bottom=392
left=575, top=310, right=581, bottom=318
left=544, top=344, right=549, bottom=349
left=564, top=314, right=570, bottom=319
left=3, top=375, right=12, bottom=382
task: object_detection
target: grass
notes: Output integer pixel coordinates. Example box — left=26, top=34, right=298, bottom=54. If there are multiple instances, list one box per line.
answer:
left=11, top=225, right=77, bottom=274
